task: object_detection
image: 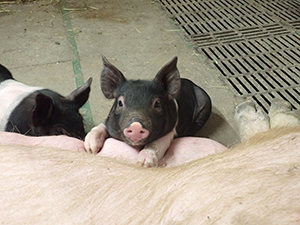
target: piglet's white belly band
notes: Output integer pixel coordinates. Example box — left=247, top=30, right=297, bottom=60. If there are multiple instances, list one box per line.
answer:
left=0, top=80, right=43, bottom=131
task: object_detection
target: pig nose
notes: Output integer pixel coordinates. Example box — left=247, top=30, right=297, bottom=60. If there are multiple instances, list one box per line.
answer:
left=123, top=122, right=149, bottom=143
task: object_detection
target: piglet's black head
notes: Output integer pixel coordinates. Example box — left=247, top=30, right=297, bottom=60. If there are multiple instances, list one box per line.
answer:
left=31, top=77, right=92, bottom=140
left=100, top=56, right=181, bottom=100
left=100, top=56, right=181, bottom=147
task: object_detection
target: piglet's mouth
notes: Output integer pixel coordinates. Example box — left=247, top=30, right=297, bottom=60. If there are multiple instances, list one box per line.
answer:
left=124, top=137, right=147, bottom=149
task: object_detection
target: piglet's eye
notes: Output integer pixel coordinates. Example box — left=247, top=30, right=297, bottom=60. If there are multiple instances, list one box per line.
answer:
left=52, top=127, right=68, bottom=136
left=118, top=100, right=123, bottom=107
left=154, top=100, right=161, bottom=108
left=116, top=96, right=125, bottom=112
left=153, top=98, right=162, bottom=113
left=115, top=96, right=125, bottom=115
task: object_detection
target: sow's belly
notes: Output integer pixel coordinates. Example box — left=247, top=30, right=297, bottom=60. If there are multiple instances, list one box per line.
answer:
left=0, top=80, right=42, bottom=131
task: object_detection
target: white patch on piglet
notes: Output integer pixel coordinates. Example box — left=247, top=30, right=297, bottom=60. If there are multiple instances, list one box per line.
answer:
left=84, top=123, right=109, bottom=154
left=137, top=128, right=176, bottom=167
left=0, top=80, right=43, bottom=131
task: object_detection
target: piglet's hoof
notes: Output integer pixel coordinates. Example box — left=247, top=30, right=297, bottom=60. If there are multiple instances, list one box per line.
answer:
left=234, top=99, right=256, bottom=116
left=137, top=149, right=158, bottom=168
left=269, top=99, right=293, bottom=113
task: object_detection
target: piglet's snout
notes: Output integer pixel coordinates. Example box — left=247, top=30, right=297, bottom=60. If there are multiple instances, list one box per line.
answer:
left=123, top=122, right=149, bottom=143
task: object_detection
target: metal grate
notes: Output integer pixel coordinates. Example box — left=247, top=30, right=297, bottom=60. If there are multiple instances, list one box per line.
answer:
left=157, top=0, right=300, bottom=112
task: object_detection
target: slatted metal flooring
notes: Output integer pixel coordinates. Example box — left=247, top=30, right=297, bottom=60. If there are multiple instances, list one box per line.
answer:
left=157, top=0, right=300, bottom=112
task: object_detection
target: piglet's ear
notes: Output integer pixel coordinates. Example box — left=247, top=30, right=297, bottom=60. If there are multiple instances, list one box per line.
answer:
left=32, top=93, right=54, bottom=127
left=154, top=57, right=181, bottom=100
left=67, top=77, right=92, bottom=108
left=101, top=56, right=126, bottom=99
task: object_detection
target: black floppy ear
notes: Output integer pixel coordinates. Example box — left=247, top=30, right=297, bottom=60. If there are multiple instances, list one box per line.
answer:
left=67, top=77, right=92, bottom=108
left=101, top=56, right=126, bottom=99
left=32, top=93, right=54, bottom=127
left=154, top=56, right=181, bottom=100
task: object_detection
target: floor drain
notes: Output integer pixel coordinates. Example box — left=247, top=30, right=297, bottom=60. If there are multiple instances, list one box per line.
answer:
left=157, top=0, right=300, bottom=112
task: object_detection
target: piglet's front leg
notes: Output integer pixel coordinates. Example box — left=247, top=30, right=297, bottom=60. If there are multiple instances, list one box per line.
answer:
left=84, top=123, right=109, bottom=154
left=137, top=129, right=176, bottom=167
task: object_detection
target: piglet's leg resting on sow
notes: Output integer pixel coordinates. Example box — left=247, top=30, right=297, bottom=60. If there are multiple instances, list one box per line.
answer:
left=98, top=130, right=227, bottom=167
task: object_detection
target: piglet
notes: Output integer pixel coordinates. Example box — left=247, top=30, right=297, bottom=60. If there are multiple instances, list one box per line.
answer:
left=85, top=56, right=211, bottom=167
left=0, top=64, right=92, bottom=140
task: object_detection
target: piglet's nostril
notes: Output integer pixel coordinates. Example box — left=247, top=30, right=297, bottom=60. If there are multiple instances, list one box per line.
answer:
left=123, top=122, right=149, bottom=143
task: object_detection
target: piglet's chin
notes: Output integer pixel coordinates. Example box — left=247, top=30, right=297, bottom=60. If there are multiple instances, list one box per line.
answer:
left=124, top=138, right=146, bottom=149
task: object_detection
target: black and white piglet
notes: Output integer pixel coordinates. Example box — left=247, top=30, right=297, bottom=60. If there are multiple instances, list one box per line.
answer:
left=85, top=56, right=211, bottom=167
left=0, top=64, right=92, bottom=140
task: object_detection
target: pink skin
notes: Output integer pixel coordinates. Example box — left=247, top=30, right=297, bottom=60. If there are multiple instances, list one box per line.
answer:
left=99, top=136, right=227, bottom=167
left=162, top=137, right=227, bottom=166
left=0, top=131, right=85, bottom=152
left=0, top=130, right=226, bottom=166
left=123, top=122, right=149, bottom=144
left=85, top=123, right=227, bottom=167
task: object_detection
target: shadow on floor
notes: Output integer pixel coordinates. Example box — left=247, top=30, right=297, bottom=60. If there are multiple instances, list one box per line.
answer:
left=197, top=106, right=240, bottom=147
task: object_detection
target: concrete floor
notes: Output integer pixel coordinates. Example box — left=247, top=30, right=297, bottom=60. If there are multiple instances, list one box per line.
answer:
left=0, top=0, right=240, bottom=147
